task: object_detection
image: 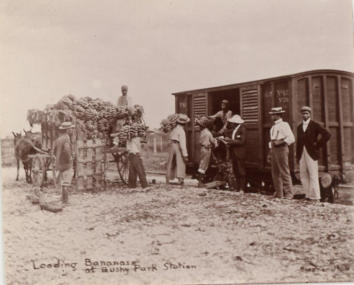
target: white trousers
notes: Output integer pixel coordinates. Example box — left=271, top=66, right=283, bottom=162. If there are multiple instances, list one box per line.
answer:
left=299, top=147, right=320, bottom=200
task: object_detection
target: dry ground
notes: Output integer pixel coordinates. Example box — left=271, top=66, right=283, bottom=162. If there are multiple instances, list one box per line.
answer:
left=1, top=167, right=354, bottom=285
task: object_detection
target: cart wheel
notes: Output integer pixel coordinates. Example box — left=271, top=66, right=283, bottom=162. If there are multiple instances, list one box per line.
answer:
left=117, top=152, right=129, bottom=184
left=32, top=157, right=45, bottom=187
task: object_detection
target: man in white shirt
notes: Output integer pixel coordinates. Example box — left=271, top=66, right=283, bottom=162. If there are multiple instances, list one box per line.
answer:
left=269, top=107, right=295, bottom=199
left=126, top=136, right=149, bottom=189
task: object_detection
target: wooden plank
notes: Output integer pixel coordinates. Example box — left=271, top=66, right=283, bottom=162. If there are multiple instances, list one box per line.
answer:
left=323, top=75, right=330, bottom=171
left=352, top=77, right=354, bottom=165
left=288, top=78, right=295, bottom=172
left=257, top=84, right=264, bottom=169
left=308, top=76, right=313, bottom=110
left=337, top=75, right=345, bottom=172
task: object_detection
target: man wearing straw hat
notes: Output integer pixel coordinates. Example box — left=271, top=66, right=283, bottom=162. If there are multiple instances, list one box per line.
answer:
left=268, top=107, right=295, bottom=199
left=53, top=121, right=74, bottom=203
left=166, top=114, right=190, bottom=185
left=296, top=106, right=331, bottom=202
left=223, top=114, right=247, bottom=193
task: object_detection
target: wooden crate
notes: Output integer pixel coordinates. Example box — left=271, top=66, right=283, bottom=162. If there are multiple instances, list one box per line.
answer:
left=75, top=139, right=106, bottom=192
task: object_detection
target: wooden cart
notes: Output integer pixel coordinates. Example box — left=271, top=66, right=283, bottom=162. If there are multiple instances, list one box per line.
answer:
left=29, top=113, right=129, bottom=190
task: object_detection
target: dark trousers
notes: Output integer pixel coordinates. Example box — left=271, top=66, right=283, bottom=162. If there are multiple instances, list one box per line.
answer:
left=271, top=145, right=293, bottom=197
left=128, top=153, right=148, bottom=188
left=231, top=155, right=246, bottom=191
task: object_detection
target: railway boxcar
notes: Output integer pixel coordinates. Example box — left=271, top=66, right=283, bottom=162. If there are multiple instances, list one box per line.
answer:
left=173, top=69, right=354, bottom=186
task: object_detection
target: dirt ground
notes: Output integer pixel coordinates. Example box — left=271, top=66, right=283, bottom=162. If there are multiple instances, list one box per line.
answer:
left=1, top=167, right=354, bottom=285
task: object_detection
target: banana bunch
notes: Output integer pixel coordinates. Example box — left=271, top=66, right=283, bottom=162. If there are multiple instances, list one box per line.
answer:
left=27, top=109, right=45, bottom=126
left=160, top=113, right=179, bottom=133
left=116, top=123, right=148, bottom=144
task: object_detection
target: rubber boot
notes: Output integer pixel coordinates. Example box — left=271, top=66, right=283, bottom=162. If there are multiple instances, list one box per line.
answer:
left=178, top=178, right=184, bottom=186
left=62, top=184, right=70, bottom=204
left=197, top=173, right=206, bottom=188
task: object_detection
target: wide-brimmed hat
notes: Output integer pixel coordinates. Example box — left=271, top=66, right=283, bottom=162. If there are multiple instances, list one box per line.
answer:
left=196, top=116, right=211, bottom=128
left=269, top=107, right=285, bottom=115
left=300, top=106, right=312, bottom=113
left=177, top=114, right=190, bottom=124
left=58, top=121, right=74, bottom=130
left=228, top=114, right=244, bottom=124
left=320, top=173, right=332, bottom=188
left=110, top=132, right=119, bottom=137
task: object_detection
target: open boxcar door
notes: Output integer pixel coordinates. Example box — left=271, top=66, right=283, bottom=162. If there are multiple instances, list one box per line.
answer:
left=240, top=84, right=263, bottom=183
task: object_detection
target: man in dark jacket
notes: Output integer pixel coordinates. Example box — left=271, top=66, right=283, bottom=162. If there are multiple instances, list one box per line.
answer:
left=224, top=115, right=247, bottom=193
left=53, top=121, right=74, bottom=203
left=296, top=106, right=331, bottom=201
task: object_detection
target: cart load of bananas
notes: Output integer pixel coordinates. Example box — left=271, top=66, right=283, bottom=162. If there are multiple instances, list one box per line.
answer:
left=26, top=94, right=146, bottom=140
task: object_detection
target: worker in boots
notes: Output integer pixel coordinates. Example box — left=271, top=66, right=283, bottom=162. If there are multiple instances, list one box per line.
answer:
left=53, top=121, right=74, bottom=204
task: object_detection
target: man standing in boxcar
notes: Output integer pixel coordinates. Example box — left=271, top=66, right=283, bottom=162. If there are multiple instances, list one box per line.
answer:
left=269, top=107, right=295, bottom=199
left=209, top=99, right=233, bottom=134
left=53, top=121, right=74, bottom=204
left=296, top=106, right=331, bottom=202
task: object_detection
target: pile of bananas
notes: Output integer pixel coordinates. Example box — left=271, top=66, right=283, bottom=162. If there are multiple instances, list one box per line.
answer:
left=160, top=113, right=180, bottom=133
left=27, top=109, right=45, bottom=126
left=27, top=94, right=149, bottom=141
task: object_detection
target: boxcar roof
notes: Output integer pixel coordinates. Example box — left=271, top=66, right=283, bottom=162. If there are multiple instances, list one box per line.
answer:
left=172, top=69, right=354, bottom=96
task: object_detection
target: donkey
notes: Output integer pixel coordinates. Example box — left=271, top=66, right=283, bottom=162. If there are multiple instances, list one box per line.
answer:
left=12, top=130, right=42, bottom=183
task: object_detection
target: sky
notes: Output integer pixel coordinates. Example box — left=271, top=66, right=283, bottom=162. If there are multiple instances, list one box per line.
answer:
left=0, top=0, right=353, bottom=137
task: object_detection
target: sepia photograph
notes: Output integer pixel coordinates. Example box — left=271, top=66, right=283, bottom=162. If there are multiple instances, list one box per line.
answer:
left=0, top=0, right=353, bottom=284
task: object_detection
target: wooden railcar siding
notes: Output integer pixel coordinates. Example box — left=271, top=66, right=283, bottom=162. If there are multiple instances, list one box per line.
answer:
left=240, top=85, right=262, bottom=168
left=240, top=86, right=259, bottom=123
left=192, top=93, right=208, bottom=118
left=191, top=93, right=208, bottom=163
left=172, top=69, right=354, bottom=176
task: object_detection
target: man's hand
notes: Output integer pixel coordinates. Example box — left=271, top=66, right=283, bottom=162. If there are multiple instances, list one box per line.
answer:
left=183, top=156, right=188, bottom=163
left=266, top=151, right=272, bottom=164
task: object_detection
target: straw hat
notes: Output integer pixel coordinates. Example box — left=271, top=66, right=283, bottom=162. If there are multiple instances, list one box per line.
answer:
left=228, top=114, right=244, bottom=124
left=177, top=114, right=190, bottom=124
left=320, top=173, right=332, bottom=188
left=196, top=116, right=210, bottom=128
left=269, top=107, right=285, bottom=115
left=58, top=121, right=74, bottom=130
